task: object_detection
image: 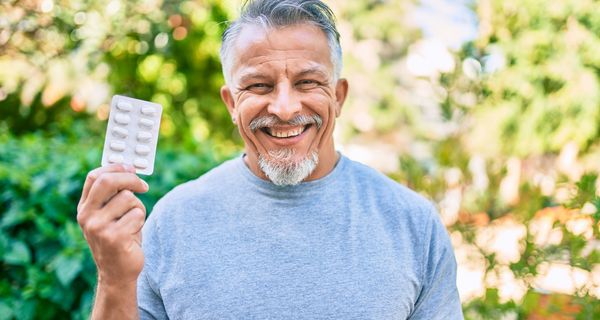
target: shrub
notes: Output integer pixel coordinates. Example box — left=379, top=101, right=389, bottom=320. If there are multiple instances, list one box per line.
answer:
left=0, top=126, right=228, bottom=319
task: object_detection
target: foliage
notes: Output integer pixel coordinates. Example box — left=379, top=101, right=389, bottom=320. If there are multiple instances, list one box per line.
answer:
left=0, top=126, right=227, bottom=319
left=0, top=0, right=236, bottom=150
left=392, top=0, right=600, bottom=318
left=459, top=0, right=600, bottom=157
left=1, top=0, right=600, bottom=319
left=332, top=0, right=423, bottom=138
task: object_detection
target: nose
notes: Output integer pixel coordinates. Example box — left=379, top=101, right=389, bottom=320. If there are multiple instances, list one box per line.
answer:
left=267, top=82, right=301, bottom=122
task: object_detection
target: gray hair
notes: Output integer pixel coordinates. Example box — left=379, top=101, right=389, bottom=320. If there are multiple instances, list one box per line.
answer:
left=220, top=0, right=343, bottom=85
left=258, top=149, right=319, bottom=186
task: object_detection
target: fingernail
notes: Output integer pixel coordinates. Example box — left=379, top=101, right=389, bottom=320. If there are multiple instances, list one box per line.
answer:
left=141, top=179, right=149, bottom=191
left=123, top=164, right=135, bottom=172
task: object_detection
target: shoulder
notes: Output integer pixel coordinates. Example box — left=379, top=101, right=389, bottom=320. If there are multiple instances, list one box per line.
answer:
left=339, top=155, right=444, bottom=255
left=166, top=156, right=240, bottom=198
left=340, top=156, right=452, bottom=283
left=341, top=156, right=437, bottom=218
left=147, top=156, right=243, bottom=221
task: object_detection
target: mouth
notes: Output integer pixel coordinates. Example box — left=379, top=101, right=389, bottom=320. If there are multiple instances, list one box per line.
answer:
left=261, top=124, right=312, bottom=139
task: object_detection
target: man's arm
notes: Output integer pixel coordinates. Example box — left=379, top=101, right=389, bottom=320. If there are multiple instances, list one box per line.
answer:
left=137, top=209, right=169, bottom=319
left=77, top=164, right=149, bottom=319
left=92, top=279, right=138, bottom=319
left=408, top=206, right=464, bottom=320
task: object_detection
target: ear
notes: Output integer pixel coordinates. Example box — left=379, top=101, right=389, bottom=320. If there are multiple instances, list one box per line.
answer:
left=334, top=78, right=348, bottom=117
left=220, top=85, right=236, bottom=119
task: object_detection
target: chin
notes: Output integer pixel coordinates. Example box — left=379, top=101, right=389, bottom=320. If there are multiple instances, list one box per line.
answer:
left=258, top=149, right=319, bottom=186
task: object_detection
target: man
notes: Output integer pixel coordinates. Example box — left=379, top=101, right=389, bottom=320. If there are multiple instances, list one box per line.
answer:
left=76, top=0, right=463, bottom=319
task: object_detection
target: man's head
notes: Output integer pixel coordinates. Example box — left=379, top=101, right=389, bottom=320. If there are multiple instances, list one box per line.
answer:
left=219, top=0, right=348, bottom=186
left=220, top=0, right=343, bottom=86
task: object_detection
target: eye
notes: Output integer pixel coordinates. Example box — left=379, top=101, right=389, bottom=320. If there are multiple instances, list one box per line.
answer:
left=296, top=79, right=319, bottom=90
left=245, top=83, right=273, bottom=94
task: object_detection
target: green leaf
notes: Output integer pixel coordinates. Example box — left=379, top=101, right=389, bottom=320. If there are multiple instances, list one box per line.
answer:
left=12, top=299, right=36, bottom=320
left=0, top=301, right=14, bottom=320
left=51, top=254, right=83, bottom=287
left=484, top=288, right=500, bottom=306
left=4, top=241, right=31, bottom=265
left=76, top=290, right=95, bottom=320
left=592, top=197, right=600, bottom=225
left=568, top=174, right=598, bottom=208
left=521, top=290, right=540, bottom=315
left=0, top=202, right=29, bottom=227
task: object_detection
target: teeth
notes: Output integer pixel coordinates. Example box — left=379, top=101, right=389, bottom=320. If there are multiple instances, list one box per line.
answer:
left=267, top=126, right=305, bottom=138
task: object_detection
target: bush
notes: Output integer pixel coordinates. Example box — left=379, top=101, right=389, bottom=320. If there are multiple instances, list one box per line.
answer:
left=0, top=125, right=229, bottom=319
left=0, top=0, right=233, bottom=146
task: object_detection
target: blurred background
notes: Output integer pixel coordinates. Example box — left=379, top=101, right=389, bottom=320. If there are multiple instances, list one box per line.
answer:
left=1, top=0, right=599, bottom=319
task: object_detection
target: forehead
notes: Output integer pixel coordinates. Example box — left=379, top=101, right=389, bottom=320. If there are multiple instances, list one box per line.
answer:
left=230, top=23, right=333, bottom=77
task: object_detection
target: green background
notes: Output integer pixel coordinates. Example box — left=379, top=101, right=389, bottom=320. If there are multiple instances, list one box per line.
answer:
left=1, top=0, right=599, bottom=318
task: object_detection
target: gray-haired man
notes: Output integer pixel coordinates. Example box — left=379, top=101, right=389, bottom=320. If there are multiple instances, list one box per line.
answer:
left=76, top=0, right=463, bottom=318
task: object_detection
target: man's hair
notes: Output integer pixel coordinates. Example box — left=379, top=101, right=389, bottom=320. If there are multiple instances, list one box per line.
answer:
left=220, top=0, right=342, bottom=85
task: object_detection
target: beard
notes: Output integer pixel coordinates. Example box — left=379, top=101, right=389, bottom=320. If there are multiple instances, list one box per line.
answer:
left=250, top=114, right=322, bottom=186
left=258, top=148, right=319, bottom=186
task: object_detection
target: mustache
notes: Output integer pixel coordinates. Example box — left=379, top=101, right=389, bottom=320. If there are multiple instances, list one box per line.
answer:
left=249, top=114, right=323, bottom=131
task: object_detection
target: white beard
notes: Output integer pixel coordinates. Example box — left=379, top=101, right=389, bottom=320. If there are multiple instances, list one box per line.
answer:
left=258, top=148, right=319, bottom=186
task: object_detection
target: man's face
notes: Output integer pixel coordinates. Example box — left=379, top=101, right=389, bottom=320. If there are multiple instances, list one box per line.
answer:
left=220, top=23, right=348, bottom=184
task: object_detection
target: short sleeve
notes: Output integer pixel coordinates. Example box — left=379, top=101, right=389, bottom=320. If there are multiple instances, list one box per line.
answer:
left=137, top=208, right=168, bottom=319
left=408, top=206, right=463, bottom=319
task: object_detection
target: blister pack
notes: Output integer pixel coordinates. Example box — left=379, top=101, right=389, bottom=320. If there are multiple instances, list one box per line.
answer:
left=100, top=95, right=162, bottom=175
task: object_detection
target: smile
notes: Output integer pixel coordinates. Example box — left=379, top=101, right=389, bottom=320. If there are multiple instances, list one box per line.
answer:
left=262, top=125, right=311, bottom=139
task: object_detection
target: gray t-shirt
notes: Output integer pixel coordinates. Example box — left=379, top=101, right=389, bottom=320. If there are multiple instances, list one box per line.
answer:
left=138, top=154, right=463, bottom=319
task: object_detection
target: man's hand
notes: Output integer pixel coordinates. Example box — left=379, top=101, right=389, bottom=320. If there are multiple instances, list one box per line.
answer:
left=77, top=164, right=149, bottom=319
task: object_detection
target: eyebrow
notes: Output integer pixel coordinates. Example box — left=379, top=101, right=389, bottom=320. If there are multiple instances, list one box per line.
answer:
left=236, top=66, right=330, bottom=85
left=238, top=73, right=270, bottom=85
left=296, top=67, right=329, bottom=79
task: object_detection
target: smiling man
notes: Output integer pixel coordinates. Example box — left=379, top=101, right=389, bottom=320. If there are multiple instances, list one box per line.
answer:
left=76, top=0, right=463, bottom=319
left=220, top=19, right=347, bottom=187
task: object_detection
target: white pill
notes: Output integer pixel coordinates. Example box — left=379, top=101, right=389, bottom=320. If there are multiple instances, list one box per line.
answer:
left=108, top=154, right=124, bottom=164
left=137, top=131, right=152, bottom=142
left=116, top=101, right=132, bottom=112
left=110, top=141, right=126, bottom=151
left=112, top=127, right=128, bottom=138
left=115, top=114, right=131, bottom=125
left=141, top=106, right=156, bottom=116
left=103, top=95, right=162, bottom=175
left=139, top=118, right=154, bottom=128
left=135, top=144, right=151, bottom=155
left=134, top=158, right=148, bottom=169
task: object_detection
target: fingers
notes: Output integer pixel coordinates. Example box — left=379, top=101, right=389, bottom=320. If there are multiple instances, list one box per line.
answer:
left=79, top=164, right=135, bottom=207
left=115, top=207, right=146, bottom=236
left=86, top=172, right=149, bottom=209
left=76, top=167, right=148, bottom=288
left=78, top=196, right=145, bottom=244
left=98, top=189, right=146, bottom=223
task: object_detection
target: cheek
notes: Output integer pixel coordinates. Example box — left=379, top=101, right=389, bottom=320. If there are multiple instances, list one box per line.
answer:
left=303, top=93, right=335, bottom=119
left=236, top=91, right=334, bottom=125
left=236, top=97, right=266, bottom=123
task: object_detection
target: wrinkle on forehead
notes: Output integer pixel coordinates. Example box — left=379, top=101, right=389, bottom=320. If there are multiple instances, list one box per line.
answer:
left=230, top=24, right=333, bottom=83
left=235, top=23, right=327, bottom=52
left=237, top=59, right=329, bottom=79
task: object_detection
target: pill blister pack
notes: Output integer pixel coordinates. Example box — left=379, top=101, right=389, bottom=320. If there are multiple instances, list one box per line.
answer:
left=101, top=95, right=162, bottom=175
